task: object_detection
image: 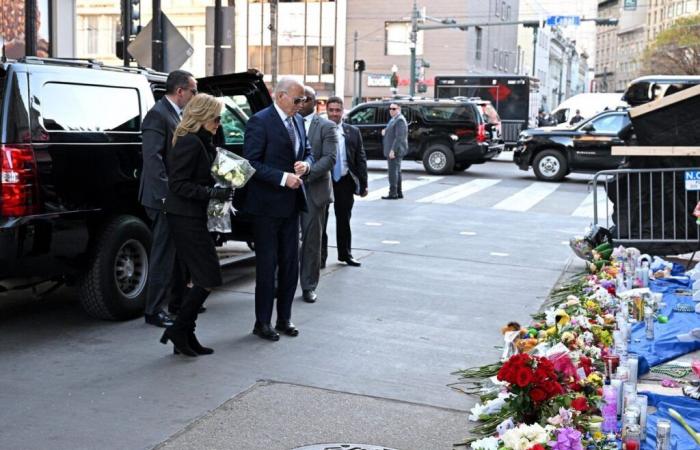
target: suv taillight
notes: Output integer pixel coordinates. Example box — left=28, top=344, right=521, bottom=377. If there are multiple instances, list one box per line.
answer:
left=477, top=124, right=487, bottom=143
left=1, top=145, right=40, bottom=217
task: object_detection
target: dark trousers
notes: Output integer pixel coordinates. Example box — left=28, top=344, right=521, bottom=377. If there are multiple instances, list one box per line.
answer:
left=253, top=213, right=299, bottom=325
left=300, top=198, right=328, bottom=291
left=323, top=174, right=356, bottom=262
left=145, top=207, right=184, bottom=315
left=387, top=157, right=403, bottom=196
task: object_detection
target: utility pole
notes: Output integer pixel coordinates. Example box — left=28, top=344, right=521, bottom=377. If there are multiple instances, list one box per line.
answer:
left=270, top=0, right=278, bottom=87
left=353, top=30, right=358, bottom=105
left=213, top=0, right=223, bottom=75
left=409, top=0, right=419, bottom=97
left=152, top=0, right=164, bottom=71
left=122, top=0, right=130, bottom=66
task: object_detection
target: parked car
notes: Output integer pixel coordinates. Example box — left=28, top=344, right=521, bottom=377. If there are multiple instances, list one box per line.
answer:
left=344, top=98, right=498, bottom=174
left=513, top=108, right=630, bottom=181
left=0, top=57, right=271, bottom=320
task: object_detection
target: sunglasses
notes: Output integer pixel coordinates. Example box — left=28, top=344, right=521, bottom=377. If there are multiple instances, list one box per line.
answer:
left=389, top=107, right=399, bottom=111
left=292, top=96, right=307, bottom=105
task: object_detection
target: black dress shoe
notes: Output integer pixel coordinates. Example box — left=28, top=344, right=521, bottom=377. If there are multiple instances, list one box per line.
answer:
left=145, top=311, right=174, bottom=328
left=302, top=290, right=317, bottom=303
left=397, top=193, right=404, bottom=199
left=381, top=195, right=399, bottom=200
left=275, top=321, right=299, bottom=337
left=253, top=323, right=280, bottom=341
left=320, top=260, right=326, bottom=269
left=339, top=257, right=361, bottom=267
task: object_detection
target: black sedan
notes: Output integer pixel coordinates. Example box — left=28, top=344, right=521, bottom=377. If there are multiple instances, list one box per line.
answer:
left=513, top=109, right=630, bottom=181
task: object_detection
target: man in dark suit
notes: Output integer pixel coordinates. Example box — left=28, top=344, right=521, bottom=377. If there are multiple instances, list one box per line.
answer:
left=322, top=96, right=368, bottom=268
left=381, top=103, right=408, bottom=200
left=139, top=70, right=198, bottom=327
left=242, top=78, right=314, bottom=342
left=298, top=86, right=337, bottom=303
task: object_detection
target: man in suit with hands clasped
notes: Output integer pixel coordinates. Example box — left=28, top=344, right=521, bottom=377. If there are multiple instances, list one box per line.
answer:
left=242, top=78, right=314, bottom=342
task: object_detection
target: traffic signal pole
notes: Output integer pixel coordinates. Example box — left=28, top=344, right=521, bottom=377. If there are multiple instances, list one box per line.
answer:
left=152, top=0, right=164, bottom=71
left=122, top=0, right=130, bottom=66
left=409, top=0, right=418, bottom=97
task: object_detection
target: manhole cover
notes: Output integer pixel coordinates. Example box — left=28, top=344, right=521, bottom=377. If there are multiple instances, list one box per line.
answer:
left=292, top=445, right=399, bottom=450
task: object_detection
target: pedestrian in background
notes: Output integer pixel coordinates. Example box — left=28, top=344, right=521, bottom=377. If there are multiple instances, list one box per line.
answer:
left=569, top=109, right=584, bottom=126
left=381, top=103, right=408, bottom=200
left=242, top=78, right=314, bottom=342
left=298, top=86, right=337, bottom=303
left=322, top=96, right=367, bottom=268
left=160, top=94, right=231, bottom=357
left=139, top=70, right=198, bottom=328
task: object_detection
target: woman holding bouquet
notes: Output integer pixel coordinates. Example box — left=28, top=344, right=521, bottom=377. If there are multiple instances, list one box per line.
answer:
left=160, top=93, right=231, bottom=357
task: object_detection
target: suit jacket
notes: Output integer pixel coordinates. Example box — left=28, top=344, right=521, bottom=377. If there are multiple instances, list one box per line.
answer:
left=341, top=123, right=368, bottom=195
left=139, top=97, right=181, bottom=209
left=242, top=104, right=314, bottom=218
left=165, top=129, right=216, bottom=218
left=382, top=113, right=408, bottom=158
left=304, top=114, right=337, bottom=208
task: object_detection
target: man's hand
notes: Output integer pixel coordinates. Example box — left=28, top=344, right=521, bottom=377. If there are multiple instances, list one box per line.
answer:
left=361, top=188, right=369, bottom=198
left=388, top=150, right=395, bottom=160
left=293, top=161, right=309, bottom=176
left=285, top=173, right=303, bottom=189
left=381, top=129, right=386, bottom=136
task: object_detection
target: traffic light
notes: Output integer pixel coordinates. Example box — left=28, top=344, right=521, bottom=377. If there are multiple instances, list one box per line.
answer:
left=128, top=0, right=141, bottom=36
left=353, top=60, right=365, bottom=72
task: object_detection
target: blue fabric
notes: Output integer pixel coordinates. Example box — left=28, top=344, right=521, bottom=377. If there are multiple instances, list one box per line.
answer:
left=628, top=276, right=700, bottom=375
left=641, top=392, right=700, bottom=450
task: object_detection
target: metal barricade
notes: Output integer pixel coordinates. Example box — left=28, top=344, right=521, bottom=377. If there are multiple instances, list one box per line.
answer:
left=592, top=168, right=700, bottom=252
left=500, top=120, right=525, bottom=147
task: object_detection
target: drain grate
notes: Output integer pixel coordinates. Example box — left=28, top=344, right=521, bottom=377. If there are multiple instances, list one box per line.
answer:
left=291, top=445, right=399, bottom=450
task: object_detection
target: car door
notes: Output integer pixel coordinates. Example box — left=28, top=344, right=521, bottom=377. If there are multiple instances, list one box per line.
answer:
left=346, top=105, right=382, bottom=159
left=571, top=112, right=629, bottom=170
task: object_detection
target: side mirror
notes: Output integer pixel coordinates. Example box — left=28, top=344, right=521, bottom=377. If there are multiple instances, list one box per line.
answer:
left=581, top=123, right=595, bottom=133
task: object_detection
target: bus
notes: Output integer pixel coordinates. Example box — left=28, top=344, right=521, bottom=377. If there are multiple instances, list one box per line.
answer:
left=435, top=75, right=540, bottom=149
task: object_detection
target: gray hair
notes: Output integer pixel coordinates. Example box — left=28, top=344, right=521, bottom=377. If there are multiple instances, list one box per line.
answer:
left=304, top=85, right=317, bottom=100
left=274, top=77, right=303, bottom=94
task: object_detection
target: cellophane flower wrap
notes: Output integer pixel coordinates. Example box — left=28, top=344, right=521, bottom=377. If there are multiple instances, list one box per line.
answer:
left=207, top=147, right=255, bottom=232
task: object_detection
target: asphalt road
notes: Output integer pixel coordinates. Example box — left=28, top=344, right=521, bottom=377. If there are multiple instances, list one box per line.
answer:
left=0, top=158, right=595, bottom=450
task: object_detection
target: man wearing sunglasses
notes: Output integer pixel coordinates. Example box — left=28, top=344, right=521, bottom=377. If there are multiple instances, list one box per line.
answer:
left=381, top=103, right=408, bottom=200
left=139, top=70, right=198, bottom=328
left=243, top=78, right=314, bottom=342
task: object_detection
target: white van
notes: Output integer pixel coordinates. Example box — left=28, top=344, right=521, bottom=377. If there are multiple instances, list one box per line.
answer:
left=551, top=93, right=628, bottom=125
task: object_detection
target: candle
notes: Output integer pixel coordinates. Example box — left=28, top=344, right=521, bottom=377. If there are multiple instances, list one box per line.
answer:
left=627, top=355, right=639, bottom=385
left=635, top=395, right=648, bottom=439
left=624, top=439, right=640, bottom=450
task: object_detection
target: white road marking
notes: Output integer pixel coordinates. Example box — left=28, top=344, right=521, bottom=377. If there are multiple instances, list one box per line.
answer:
left=381, top=240, right=400, bottom=245
left=571, top=186, right=613, bottom=218
left=460, top=231, right=477, bottom=236
left=492, top=182, right=560, bottom=212
left=360, top=176, right=444, bottom=201
left=416, top=178, right=501, bottom=204
left=490, top=252, right=510, bottom=257
left=367, top=173, right=387, bottom=182
left=365, top=222, right=383, bottom=226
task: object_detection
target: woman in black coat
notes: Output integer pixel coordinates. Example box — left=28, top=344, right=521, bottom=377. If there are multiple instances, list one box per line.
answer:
left=160, top=93, right=230, bottom=357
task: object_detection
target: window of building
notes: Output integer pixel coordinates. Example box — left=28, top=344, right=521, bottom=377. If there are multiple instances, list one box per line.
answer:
left=321, top=46, right=334, bottom=74
left=475, top=27, right=482, bottom=60
left=506, top=5, right=511, bottom=21
left=385, top=21, right=423, bottom=56
left=42, top=83, right=141, bottom=133
left=280, top=46, right=305, bottom=75
left=495, top=1, right=500, bottom=17
left=502, top=2, right=507, bottom=21
left=248, top=46, right=272, bottom=74
left=492, top=48, right=498, bottom=68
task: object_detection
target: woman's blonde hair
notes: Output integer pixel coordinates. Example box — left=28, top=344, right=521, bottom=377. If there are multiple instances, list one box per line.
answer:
left=173, top=93, right=223, bottom=146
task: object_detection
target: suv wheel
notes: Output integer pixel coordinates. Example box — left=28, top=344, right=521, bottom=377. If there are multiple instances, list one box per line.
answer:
left=532, top=149, right=568, bottom=182
left=422, top=144, right=455, bottom=175
left=453, top=162, right=471, bottom=172
left=78, top=215, right=151, bottom=320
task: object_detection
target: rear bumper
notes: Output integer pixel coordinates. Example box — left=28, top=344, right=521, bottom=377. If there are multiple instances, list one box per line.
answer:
left=454, top=142, right=496, bottom=163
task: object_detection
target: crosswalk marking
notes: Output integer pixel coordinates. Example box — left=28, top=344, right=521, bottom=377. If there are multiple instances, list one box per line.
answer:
left=416, top=178, right=501, bottom=204
left=367, top=173, right=387, bottom=182
left=571, top=186, right=613, bottom=218
left=492, top=182, right=560, bottom=212
left=360, top=176, right=444, bottom=201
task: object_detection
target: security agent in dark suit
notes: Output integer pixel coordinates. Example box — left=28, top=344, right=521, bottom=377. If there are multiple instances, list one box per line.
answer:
left=322, top=96, right=368, bottom=268
left=298, top=86, right=337, bottom=303
left=242, top=78, right=314, bottom=342
left=139, top=70, right=198, bottom=327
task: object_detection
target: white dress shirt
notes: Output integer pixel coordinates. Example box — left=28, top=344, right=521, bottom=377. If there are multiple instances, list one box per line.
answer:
left=335, top=124, right=348, bottom=180
left=165, top=96, right=182, bottom=117
left=273, top=103, right=307, bottom=186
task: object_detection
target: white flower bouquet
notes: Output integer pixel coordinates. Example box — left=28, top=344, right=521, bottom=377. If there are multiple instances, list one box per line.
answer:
left=207, top=147, right=255, bottom=233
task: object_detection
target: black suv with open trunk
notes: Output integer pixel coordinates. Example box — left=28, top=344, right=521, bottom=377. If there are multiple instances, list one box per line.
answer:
left=0, top=58, right=270, bottom=320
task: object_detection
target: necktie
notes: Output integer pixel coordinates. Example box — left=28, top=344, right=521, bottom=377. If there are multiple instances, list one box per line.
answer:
left=333, top=128, right=343, bottom=182
left=285, top=117, right=297, bottom=155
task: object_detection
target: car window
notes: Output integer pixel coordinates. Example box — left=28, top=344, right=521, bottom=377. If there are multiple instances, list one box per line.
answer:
left=220, top=94, right=250, bottom=145
left=41, top=82, right=141, bottom=132
left=420, top=105, right=475, bottom=122
left=348, top=107, right=376, bottom=125
left=590, top=114, right=628, bottom=134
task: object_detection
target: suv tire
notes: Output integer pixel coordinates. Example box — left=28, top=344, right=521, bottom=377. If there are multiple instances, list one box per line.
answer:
left=532, top=149, right=567, bottom=182
left=422, top=144, right=455, bottom=175
left=453, top=162, right=471, bottom=172
left=78, top=215, right=152, bottom=320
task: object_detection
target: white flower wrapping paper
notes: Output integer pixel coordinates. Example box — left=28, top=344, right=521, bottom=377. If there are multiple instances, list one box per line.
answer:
left=207, top=147, right=256, bottom=233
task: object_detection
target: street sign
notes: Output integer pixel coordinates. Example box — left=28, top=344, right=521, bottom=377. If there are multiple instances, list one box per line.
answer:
left=685, top=170, right=700, bottom=191
left=624, top=0, right=637, bottom=11
left=367, top=74, right=392, bottom=87
left=546, top=16, right=581, bottom=27
left=128, top=12, right=193, bottom=72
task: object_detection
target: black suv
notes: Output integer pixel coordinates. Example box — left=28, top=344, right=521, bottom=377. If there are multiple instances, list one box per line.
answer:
left=513, top=109, right=631, bottom=181
left=0, top=58, right=270, bottom=320
left=344, top=98, right=498, bottom=174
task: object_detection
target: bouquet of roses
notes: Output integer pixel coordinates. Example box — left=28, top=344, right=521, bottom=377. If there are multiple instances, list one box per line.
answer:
left=207, top=147, right=255, bottom=233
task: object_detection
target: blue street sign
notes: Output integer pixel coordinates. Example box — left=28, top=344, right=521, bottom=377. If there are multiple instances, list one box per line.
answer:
left=546, top=16, right=581, bottom=27
left=685, top=170, right=700, bottom=190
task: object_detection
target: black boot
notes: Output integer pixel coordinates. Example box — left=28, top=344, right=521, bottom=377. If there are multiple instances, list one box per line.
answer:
left=161, top=285, right=209, bottom=357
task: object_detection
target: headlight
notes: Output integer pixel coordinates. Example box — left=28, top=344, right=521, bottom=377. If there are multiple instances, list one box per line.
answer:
left=518, top=134, right=533, bottom=143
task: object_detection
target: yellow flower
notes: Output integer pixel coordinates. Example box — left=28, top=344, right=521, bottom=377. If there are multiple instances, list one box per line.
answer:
left=587, top=373, right=603, bottom=385
left=555, top=309, right=570, bottom=327
left=593, top=431, right=603, bottom=441
left=546, top=326, right=557, bottom=337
